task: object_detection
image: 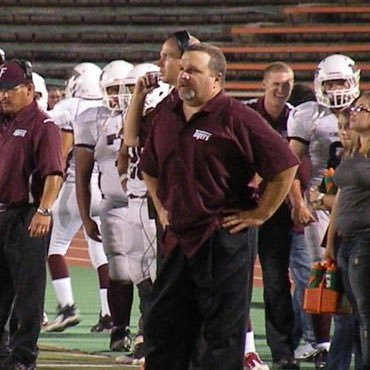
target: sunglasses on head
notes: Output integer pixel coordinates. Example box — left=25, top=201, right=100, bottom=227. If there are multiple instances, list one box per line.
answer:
left=173, top=30, right=191, bottom=55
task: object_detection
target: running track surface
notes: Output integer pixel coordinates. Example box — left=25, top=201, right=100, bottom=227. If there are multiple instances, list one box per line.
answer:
left=67, top=229, right=264, bottom=287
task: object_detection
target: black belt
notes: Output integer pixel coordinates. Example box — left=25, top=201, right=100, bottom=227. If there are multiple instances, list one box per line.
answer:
left=128, top=194, right=147, bottom=199
left=0, top=202, right=30, bottom=213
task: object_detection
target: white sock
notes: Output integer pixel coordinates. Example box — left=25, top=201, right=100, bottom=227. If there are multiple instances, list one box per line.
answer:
left=245, top=330, right=256, bottom=354
left=52, top=277, right=74, bottom=308
left=99, top=288, right=111, bottom=317
left=316, top=342, right=330, bottom=351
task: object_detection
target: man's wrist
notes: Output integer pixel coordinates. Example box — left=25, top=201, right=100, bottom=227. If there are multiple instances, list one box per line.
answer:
left=37, top=207, right=52, bottom=216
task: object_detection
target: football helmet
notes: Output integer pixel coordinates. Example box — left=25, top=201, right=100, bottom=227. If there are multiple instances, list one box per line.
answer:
left=100, top=60, right=134, bottom=112
left=314, top=54, right=360, bottom=109
left=65, top=62, right=103, bottom=100
left=123, top=63, right=171, bottom=112
left=0, top=48, right=5, bottom=65
left=32, top=72, right=48, bottom=111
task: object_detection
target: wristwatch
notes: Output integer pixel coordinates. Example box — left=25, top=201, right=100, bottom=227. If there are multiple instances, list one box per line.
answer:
left=37, top=207, right=52, bottom=216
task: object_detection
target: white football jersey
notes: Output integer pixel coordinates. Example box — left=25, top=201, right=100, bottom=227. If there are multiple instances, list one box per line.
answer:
left=48, top=97, right=102, bottom=183
left=126, top=147, right=147, bottom=198
left=287, top=101, right=339, bottom=188
left=74, top=106, right=127, bottom=202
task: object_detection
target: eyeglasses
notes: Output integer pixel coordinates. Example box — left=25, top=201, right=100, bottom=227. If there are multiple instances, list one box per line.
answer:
left=350, top=105, right=370, bottom=115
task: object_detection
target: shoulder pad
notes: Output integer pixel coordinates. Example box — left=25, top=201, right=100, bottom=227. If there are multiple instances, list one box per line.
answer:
left=242, top=98, right=258, bottom=106
left=291, top=101, right=320, bottom=120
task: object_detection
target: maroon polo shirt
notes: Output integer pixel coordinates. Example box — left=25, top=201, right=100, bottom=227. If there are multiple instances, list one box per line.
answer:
left=0, top=100, right=63, bottom=205
left=140, top=91, right=299, bottom=257
left=245, top=96, right=291, bottom=138
left=138, top=89, right=179, bottom=147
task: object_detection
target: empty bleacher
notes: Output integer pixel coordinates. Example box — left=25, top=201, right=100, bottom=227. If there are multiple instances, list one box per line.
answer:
left=0, top=0, right=369, bottom=97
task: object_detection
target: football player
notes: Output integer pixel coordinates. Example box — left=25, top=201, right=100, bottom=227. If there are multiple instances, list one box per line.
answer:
left=115, top=63, right=170, bottom=364
left=45, top=62, right=111, bottom=333
left=74, top=60, right=136, bottom=352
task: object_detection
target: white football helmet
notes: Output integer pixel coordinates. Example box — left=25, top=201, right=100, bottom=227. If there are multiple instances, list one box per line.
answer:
left=32, top=72, right=48, bottom=111
left=123, top=63, right=171, bottom=112
left=100, top=60, right=134, bottom=112
left=65, top=62, right=103, bottom=100
left=0, top=48, right=5, bottom=65
left=314, top=54, right=360, bottom=109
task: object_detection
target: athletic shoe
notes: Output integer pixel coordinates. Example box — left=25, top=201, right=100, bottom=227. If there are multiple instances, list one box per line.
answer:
left=244, top=352, right=270, bottom=370
left=6, top=361, right=36, bottom=370
left=90, top=313, right=114, bottom=333
left=294, top=343, right=318, bottom=360
left=110, top=326, right=131, bottom=352
left=314, top=348, right=328, bottom=369
left=272, top=357, right=300, bottom=369
left=44, top=304, right=80, bottom=332
left=115, top=353, right=145, bottom=366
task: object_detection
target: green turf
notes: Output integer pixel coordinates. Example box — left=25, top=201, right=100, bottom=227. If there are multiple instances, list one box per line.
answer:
left=39, top=266, right=353, bottom=369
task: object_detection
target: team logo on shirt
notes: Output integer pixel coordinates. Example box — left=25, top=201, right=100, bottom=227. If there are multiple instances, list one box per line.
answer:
left=193, top=129, right=212, bottom=141
left=13, top=129, right=27, bottom=137
left=0, top=66, right=7, bottom=77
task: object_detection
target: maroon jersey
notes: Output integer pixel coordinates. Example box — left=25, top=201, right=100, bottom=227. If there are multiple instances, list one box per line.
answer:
left=141, top=91, right=299, bottom=257
left=0, top=101, right=63, bottom=204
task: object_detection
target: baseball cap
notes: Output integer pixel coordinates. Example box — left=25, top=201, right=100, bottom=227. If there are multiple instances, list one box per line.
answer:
left=0, top=60, right=33, bottom=90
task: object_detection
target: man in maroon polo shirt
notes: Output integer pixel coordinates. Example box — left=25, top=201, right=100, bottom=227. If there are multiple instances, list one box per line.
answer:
left=0, top=60, right=63, bottom=370
left=140, top=43, right=299, bottom=370
left=243, top=62, right=304, bottom=369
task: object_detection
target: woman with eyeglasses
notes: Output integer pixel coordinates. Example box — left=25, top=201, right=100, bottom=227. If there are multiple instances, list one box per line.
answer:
left=326, top=91, right=370, bottom=370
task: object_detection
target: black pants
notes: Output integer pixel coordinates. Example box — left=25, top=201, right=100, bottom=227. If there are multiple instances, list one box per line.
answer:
left=258, top=203, right=295, bottom=362
left=0, top=206, right=47, bottom=365
left=144, top=228, right=253, bottom=370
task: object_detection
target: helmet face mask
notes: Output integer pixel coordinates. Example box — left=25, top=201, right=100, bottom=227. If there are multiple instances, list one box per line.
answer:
left=314, top=54, right=360, bottom=109
left=100, top=60, right=134, bottom=112
left=102, top=83, right=126, bottom=112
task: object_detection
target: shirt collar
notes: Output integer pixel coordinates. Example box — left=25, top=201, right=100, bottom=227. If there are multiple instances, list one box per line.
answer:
left=257, top=96, right=290, bottom=123
left=13, top=100, right=38, bottom=123
left=171, top=90, right=227, bottom=114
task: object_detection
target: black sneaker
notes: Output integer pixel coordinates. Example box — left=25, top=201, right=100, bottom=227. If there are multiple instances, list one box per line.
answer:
left=44, top=304, right=80, bottom=332
left=6, top=361, right=36, bottom=370
left=115, top=338, right=146, bottom=366
left=110, top=326, right=131, bottom=352
left=9, top=362, right=36, bottom=370
left=273, top=357, right=300, bottom=369
left=314, top=349, right=328, bottom=369
left=132, top=335, right=146, bottom=361
left=90, top=313, right=114, bottom=333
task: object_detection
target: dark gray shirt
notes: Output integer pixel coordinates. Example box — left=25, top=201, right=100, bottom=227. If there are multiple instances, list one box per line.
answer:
left=334, top=153, right=370, bottom=236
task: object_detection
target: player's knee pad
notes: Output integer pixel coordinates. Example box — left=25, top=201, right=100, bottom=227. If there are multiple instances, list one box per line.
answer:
left=107, top=253, right=132, bottom=281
